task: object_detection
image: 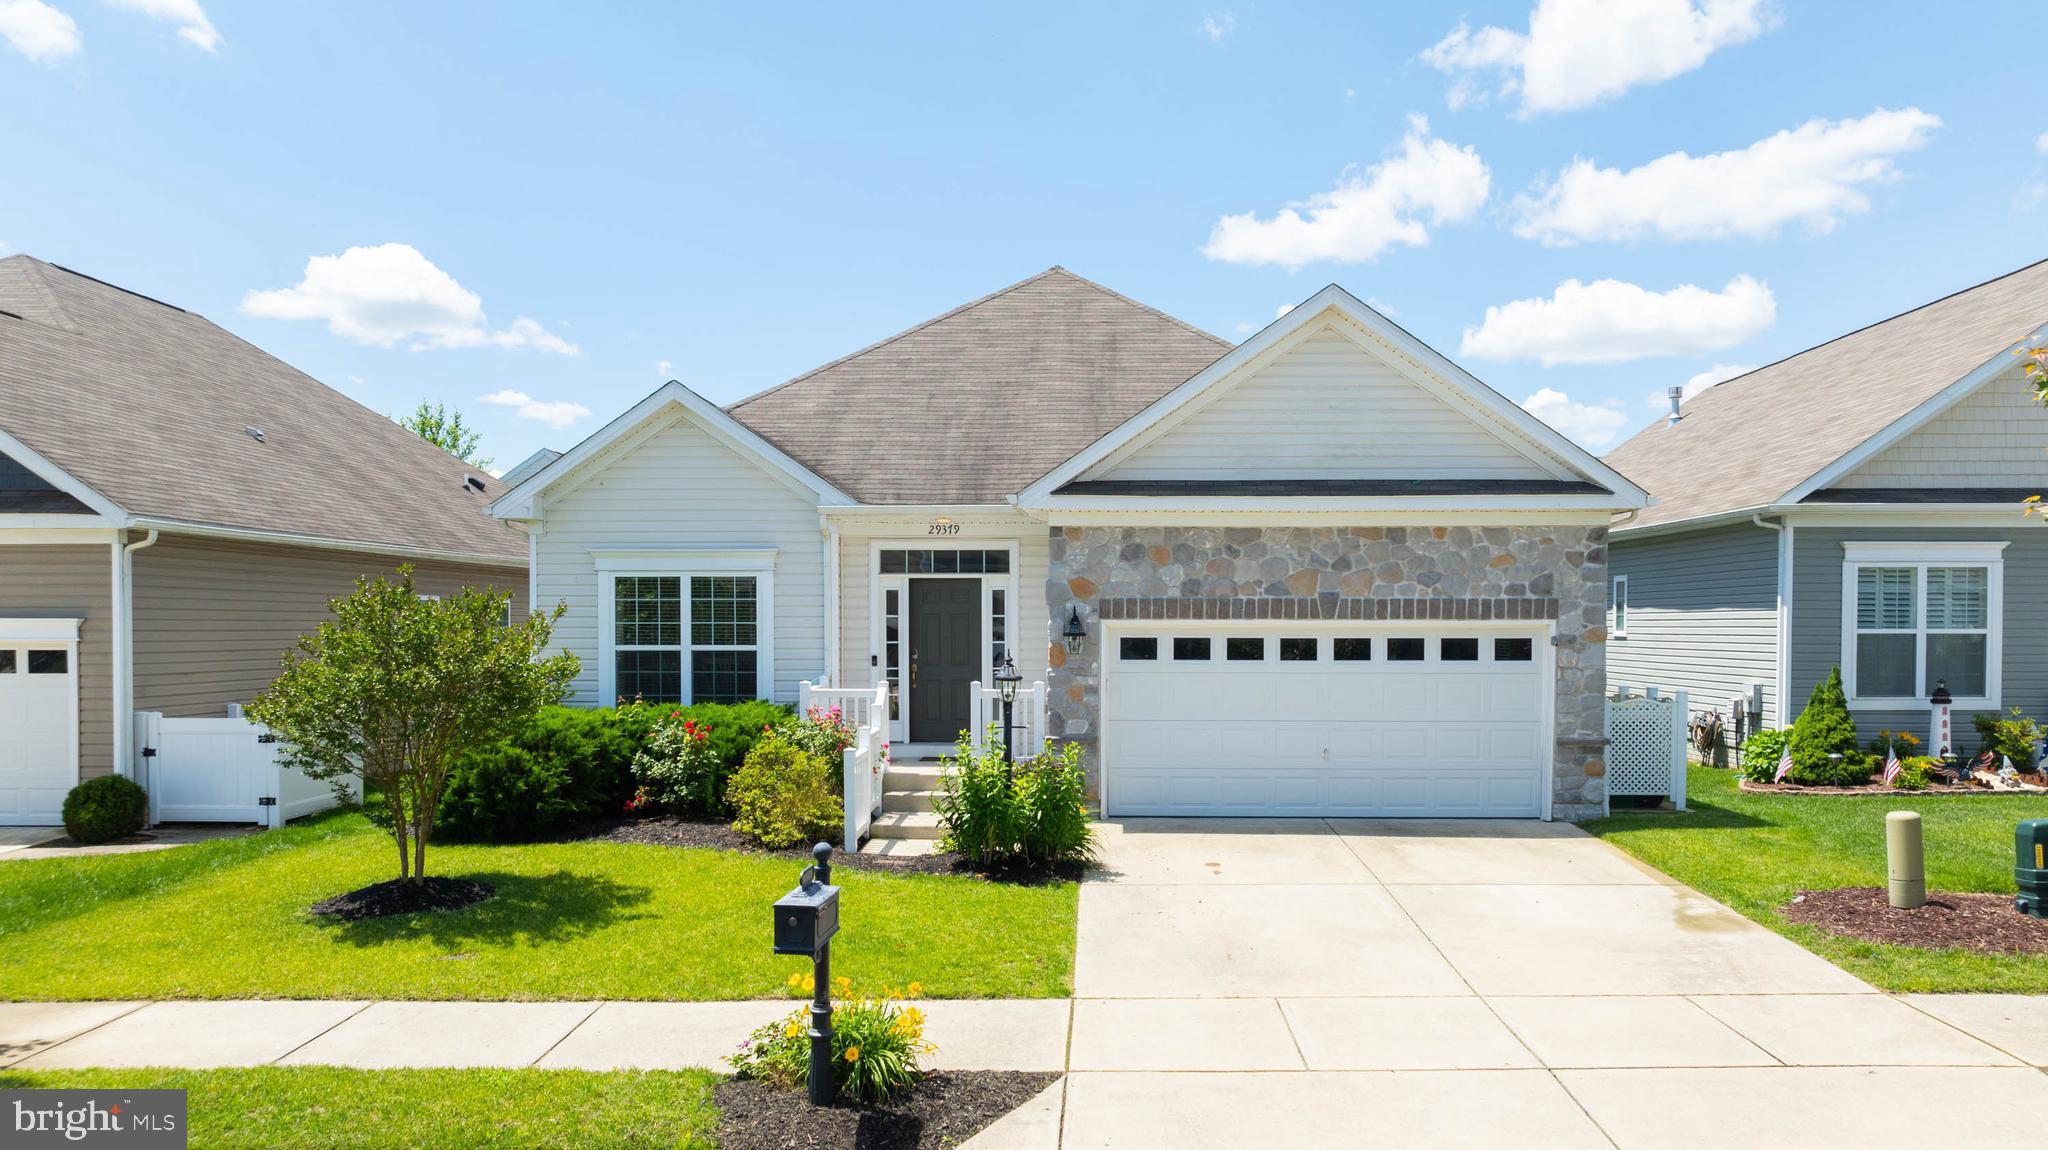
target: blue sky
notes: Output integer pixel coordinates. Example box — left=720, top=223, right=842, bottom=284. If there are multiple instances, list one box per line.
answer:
left=2, top=1, right=2041, bottom=469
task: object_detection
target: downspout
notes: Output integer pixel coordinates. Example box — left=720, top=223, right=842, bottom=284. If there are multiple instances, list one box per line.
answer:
left=823, top=519, right=841, bottom=687
left=1753, top=513, right=1790, bottom=728
left=111, top=528, right=159, bottom=784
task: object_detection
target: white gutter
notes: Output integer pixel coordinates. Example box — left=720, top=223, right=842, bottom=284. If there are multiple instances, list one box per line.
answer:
left=125, top=516, right=524, bottom=569
left=1753, top=513, right=1791, bottom=728
left=110, top=528, right=158, bottom=781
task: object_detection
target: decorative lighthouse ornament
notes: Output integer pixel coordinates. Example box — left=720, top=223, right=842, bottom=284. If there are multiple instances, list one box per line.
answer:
left=1928, top=680, right=1954, bottom=758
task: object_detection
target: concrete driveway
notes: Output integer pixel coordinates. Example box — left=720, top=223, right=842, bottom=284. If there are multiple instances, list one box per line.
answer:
left=1036, top=818, right=2048, bottom=1150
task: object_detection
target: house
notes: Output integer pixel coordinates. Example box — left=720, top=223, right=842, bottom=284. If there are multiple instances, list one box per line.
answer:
left=1605, top=259, right=2048, bottom=763
left=0, top=255, right=529, bottom=824
left=491, top=268, right=1646, bottom=821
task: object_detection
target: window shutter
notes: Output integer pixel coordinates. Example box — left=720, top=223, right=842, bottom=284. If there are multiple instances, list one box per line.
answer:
left=1856, top=567, right=1915, bottom=630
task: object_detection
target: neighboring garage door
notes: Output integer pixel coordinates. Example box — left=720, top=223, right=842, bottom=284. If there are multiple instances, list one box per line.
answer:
left=1103, top=625, right=1548, bottom=818
left=0, top=619, right=82, bottom=825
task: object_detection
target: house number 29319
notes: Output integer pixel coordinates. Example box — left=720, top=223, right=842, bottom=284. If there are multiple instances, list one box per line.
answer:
left=927, top=522, right=960, bottom=535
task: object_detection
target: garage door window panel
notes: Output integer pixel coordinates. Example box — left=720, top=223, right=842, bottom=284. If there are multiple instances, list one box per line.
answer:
left=1226, top=636, right=1264, bottom=661
left=1279, top=637, right=1317, bottom=661
left=1388, top=637, right=1425, bottom=661
left=1119, top=636, right=1158, bottom=661
left=1173, top=637, right=1212, bottom=661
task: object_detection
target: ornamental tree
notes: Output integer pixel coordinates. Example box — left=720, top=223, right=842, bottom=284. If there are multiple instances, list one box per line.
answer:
left=247, top=568, right=577, bottom=884
left=1788, top=666, right=1861, bottom=785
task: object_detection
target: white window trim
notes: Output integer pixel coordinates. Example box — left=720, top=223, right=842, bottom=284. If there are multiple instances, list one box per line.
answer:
left=1611, top=575, right=1628, bottom=639
left=1839, top=541, right=2006, bottom=709
left=595, top=551, right=777, bottom=706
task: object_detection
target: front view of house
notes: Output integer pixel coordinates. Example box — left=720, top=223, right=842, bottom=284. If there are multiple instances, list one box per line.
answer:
left=492, top=270, right=1645, bottom=820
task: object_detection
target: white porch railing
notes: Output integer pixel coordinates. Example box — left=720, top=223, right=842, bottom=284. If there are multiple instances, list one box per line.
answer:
left=1605, top=686, right=1688, bottom=811
left=799, top=680, right=887, bottom=735
left=133, top=711, right=356, bottom=828
left=967, top=679, right=1048, bottom=760
left=804, top=681, right=891, bottom=852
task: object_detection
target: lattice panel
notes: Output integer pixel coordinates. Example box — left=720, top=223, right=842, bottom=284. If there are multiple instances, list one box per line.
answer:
left=1606, top=695, right=1678, bottom=797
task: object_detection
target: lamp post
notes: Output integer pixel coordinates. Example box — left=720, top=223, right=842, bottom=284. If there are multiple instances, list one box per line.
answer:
left=994, top=652, right=1021, bottom=770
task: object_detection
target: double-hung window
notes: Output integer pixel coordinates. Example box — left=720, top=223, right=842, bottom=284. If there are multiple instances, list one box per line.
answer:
left=597, top=552, right=775, bottom=706
left=1841, top=542, right=2004, bottom=708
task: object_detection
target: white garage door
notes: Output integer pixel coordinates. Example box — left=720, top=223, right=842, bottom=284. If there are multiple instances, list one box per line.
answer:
left=1103, top=625, right=1548, bottom=818
left=0, top=622, right=82, bottom=825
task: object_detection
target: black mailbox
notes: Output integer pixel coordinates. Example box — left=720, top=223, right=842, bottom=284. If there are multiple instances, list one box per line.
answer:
left=773, top=878, right=841, bottom=956
left=2019, top=819, right=2048, bottom=919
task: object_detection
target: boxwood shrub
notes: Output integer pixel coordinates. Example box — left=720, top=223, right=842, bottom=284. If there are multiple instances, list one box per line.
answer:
left=62, top=775, right=148, bottom=843
left=438, top=699, right=789, bottom=840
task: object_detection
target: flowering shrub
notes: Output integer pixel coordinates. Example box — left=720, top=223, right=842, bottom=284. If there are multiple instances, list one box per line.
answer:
left=631, top=713, right=726, bottom=815
left=622, top=785, right=655, bottom=815
left=783, top=705, right=859, bottom=770
left=729, top=976, right=933, bottom=1103
left=936, top=728, right=1094, bottom=865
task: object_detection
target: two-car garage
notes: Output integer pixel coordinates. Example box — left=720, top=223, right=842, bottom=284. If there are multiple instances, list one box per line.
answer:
left=1101, top=624, right=1552, bottom=819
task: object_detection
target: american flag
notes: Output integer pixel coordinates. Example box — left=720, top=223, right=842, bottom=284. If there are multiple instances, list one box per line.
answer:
left=1775, top=746, right=1794, bottom=783
left=1882, top=743, right=1901, bottom=786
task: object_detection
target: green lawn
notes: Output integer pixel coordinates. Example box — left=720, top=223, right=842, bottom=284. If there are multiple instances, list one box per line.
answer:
left=0, top=1067, right=718, bottom=1149
left=0, top=812, right=1076, bottom=1001
left=1586, top=766, right=2048, bottom=992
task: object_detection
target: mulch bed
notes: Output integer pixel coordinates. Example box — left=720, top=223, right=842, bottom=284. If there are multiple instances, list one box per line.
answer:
left=309, top=876, right=496, bottom=921
left=1739, top=776, right=2045, bottom=796
left=1782, top=887, right=2048, bottom=955
left=568, top=815, right=1084, bottom=885
left=714, top=1071, right=1058, bottom=1150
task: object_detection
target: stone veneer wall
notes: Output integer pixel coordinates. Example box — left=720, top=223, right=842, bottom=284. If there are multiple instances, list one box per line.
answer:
left=1043, top=525, right=1610, bottom=820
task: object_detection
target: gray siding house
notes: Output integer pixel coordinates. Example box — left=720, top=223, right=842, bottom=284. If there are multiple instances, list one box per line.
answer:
left=1606, top=259, right=2048, bottom=762
left=0, top=256, right=528, bottom=823
left=493, top=269, right=1648, bottom=822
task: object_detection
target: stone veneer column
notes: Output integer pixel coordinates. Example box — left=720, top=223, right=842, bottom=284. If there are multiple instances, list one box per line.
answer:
left=1043, top=524, right=1610, bottom=820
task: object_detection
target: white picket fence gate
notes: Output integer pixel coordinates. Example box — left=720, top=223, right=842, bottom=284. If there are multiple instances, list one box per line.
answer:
left=967, top=679, right=1048, bottom=760
left=133, top=712, right=355, bottom=827
left=800, top=682, right=892, bottom=852
left=1605, top=686, right=1689, bottom=810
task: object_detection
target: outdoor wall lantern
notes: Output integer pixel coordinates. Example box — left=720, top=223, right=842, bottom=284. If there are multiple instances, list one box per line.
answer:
left=771, top=843, right=841, bottom=1105
left=994, top=652, right=1022, bottom=766
left=1062, top=606, right=1087, bottom=653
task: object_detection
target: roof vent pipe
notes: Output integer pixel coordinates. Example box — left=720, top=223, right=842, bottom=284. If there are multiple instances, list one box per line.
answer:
left=1665, top=386, right=1685, bottom=426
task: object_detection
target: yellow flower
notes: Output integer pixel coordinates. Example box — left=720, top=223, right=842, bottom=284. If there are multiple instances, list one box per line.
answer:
left=787, top=973, right=803, bottom=989
left=845, top=1046, right=861, bottom=1063
left=907, top=982, right=923, bottom=998
left=835, top=976, right=852, bottom=993
left=802, top=974, right=815, bottom=993
left=785, top=1021, right=802, bottom=1038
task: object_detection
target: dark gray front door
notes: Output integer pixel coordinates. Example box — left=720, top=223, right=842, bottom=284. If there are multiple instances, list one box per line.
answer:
left=909, top=578, right=980, bottom=743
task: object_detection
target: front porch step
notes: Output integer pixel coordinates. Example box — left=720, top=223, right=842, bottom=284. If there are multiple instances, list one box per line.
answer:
left=881, top=788, right=940, bottom=814
left=860, top=836, right=941, bottom=857
left=885, top=763, right=952, bottom=789
left=869, top=810, right=945, bottom=840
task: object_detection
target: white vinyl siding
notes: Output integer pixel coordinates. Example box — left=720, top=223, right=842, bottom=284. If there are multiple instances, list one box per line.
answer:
left=1607, top=522, right=1781, bottom=747
left=1091, top=327, right=1554, bottom=482
left=1835, top=366, right=2048, bottom=488
left=533, top=411, right=824, bottom=707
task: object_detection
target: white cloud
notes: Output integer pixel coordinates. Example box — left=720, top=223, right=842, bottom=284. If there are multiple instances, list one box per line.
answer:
left=1645, top=362, right=1754, bottom=408
left=0, top=0, right=80, bottom=61
left=1200, top=12, right=1234, bottom=41
left=1422, top=0, right=1772, bottom=114
left=2036, top=132, right=2048, bottom=154
left=1275, top=303, right=1295, bottom=319
left=1521, top=388, right=1630, bottom=449
left=1202, top=115, right=1490, bottom=268
left=2018, top=179, right=2048, bottom=214
left=478, top=389, right=591, bottom=429
left=242, top=243, right=578, bottom=355
left=1461, top=275, right=1775, bottom=366
left=656, top=359, right=673, bottom=377
left=106, top=0, right=217, bottom=50
left=1514, top=108, right=1941, bottom=245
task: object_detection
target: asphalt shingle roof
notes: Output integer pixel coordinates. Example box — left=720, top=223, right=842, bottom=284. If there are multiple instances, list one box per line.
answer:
left=1604, top=259, right=2048, bottom=531
left=725, top=267, right=1234, bottom=504
left=0, top=255, right=526, bottom=563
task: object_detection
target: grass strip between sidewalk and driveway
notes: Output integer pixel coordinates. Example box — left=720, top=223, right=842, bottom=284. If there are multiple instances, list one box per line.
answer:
left=0, top=812, right=1076, bottom=1001
left=1586, top=765, right=2048, bottom=993
left=0, top=1066, right=719, bottom=1149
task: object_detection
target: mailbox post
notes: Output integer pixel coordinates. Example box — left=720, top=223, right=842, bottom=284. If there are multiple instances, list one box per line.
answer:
left=772, top=842, right=842, bottom=1105
left=2019, top=820, right=2048, bottom=920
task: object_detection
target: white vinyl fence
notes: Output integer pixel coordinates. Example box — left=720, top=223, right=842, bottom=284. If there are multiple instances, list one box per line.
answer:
left=1604, top=686, right=1689, bottom=811
left=133, top=711, right=355, bottom=827
left=801, top=682, right=892, bottom=852
left=967, top=679, right=1047, bottom=760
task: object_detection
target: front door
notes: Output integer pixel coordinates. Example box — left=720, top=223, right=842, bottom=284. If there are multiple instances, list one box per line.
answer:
left=908, top=578, right=980, bottom=743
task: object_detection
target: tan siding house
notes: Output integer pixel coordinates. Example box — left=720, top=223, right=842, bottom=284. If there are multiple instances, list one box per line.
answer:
left=0, top=256, right=527, bottom=823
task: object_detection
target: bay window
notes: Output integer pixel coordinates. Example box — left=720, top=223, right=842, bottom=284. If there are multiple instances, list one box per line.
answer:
left=1841, top=542, right=2003, bottom=708
left=596, top=552, right=775, bottom=706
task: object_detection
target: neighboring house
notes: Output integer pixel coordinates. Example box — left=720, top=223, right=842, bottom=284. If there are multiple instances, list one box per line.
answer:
left=1605, top=259, right=2048, bottom=763
left=0, top=255, right=529, bottom=824
left=492, top=268, right=1646, bottom=820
